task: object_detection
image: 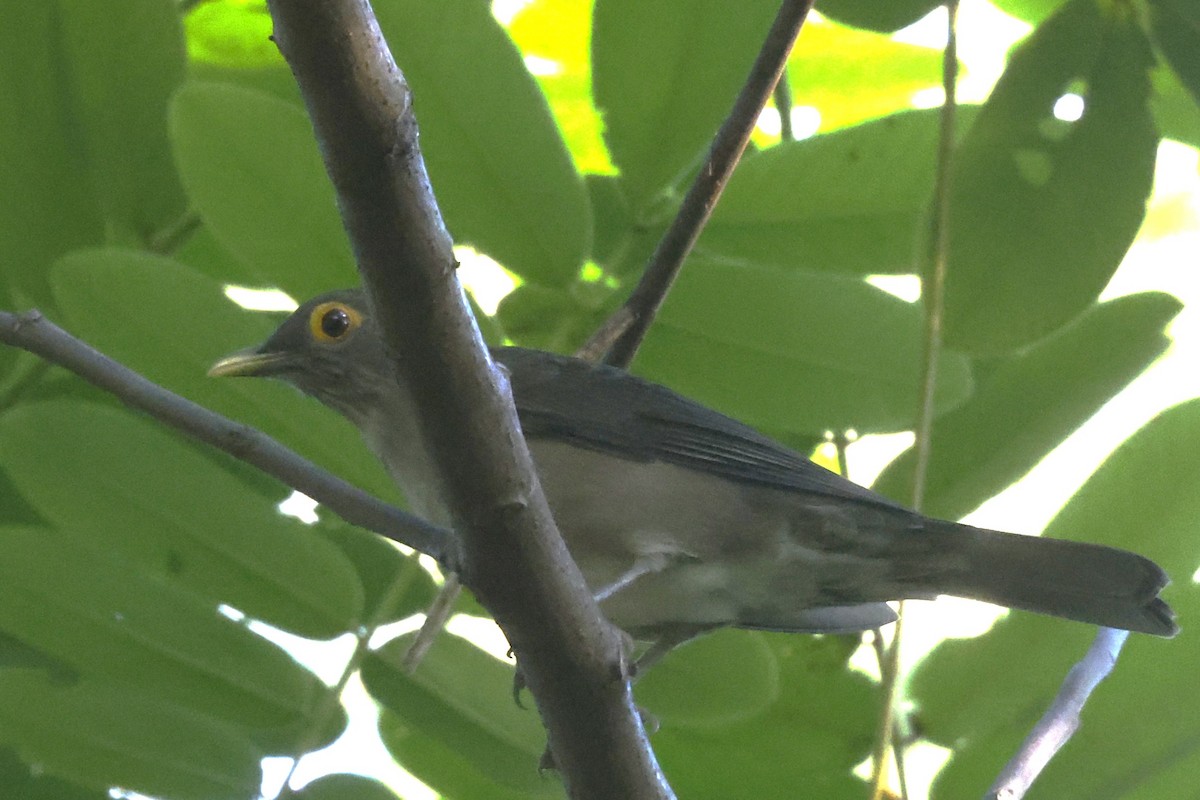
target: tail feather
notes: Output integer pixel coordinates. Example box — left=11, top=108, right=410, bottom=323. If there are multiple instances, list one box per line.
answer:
left=921, top=521, right=1177, bottom=637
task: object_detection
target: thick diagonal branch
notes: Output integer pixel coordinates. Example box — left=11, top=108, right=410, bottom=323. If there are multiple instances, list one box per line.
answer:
left=264, top=2, right=671, bottom=798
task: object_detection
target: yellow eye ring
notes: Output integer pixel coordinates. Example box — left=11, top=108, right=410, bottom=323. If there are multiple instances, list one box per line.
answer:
left=309, top=301, right=363, bottom=343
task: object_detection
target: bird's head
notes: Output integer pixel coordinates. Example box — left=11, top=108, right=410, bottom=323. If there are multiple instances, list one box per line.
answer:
left=209, top=289, right=393, bottom=425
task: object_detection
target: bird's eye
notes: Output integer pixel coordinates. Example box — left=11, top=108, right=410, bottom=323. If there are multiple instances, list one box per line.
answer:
left=308, top=301, right=363, bottom=343
left=321, top=308, right=350, bottom=337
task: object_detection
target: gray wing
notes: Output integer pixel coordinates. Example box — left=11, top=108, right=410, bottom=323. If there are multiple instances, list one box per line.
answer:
left=496, top=347, right=907, bottom=513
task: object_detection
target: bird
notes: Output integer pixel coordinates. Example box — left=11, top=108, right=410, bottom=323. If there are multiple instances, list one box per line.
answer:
left=210, top=288, right=1178, bottom=660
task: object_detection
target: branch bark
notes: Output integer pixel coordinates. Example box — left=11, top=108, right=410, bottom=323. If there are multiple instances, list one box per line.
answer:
left=265, top=1, right=671, bottom=798
left=985, top=628, right=1129, bottom=800
left=0, top=309, right=451, bottom=563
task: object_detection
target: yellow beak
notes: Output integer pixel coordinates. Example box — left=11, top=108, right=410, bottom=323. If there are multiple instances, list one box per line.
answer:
left=207, top=349, right=292, bottom=378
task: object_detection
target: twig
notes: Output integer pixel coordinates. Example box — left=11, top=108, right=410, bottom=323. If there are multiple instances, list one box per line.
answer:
left=774, top=71, right=795, bottom=142
left=147, top=210, right=202, bottom=255
left=0, top=309, right=453, bottom=565
left=278, top=568, right=423, bottom=798
left=592, top=0, right=815, bottom=368
left=871, top=4, right=960, bottom=798
left=985, top=628, right=1130, bottom=799
left=911, top=8, right=959, bottom=510
left=401, top=572, right=461, bottom=674
left=266, top=2, right=669, bottom=797
left=574, top=306, right=634, bottom=364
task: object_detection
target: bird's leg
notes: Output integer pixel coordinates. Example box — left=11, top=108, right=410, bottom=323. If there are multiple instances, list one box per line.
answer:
left=632, top=627, right=706, bottom=679
left=510, top=650, right=528, bottom=708
left=592, top=551, right=674, bottom=603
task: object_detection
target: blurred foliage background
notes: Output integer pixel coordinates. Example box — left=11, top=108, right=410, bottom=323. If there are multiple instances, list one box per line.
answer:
left=1, top=0, right=1199, bottom=798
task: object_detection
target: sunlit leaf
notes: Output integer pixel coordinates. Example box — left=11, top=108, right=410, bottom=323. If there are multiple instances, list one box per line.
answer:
left=507, top=0, right=614, bottom=174
left=0, top=401, right=365, bottom=639
left=184, top=0, right=280, bottom=67
left=788, top=15, right=949, bottom=131
left=943, top=0, right=1158, bottom=354
left=702, top=109, right=969, bottom=274
left=815, top=0, right=942, bottom=33
left=912, top=399, right=1200, bottom=798
left=873, top=293, right=1181, bottom=519
left=373, top=0, right=590, bottom=286
left=0, top=525, right=337, bottom=750
left=1147, top=0, right=1200, bottom=106
left=170, top=82, right=358, bottom=300
left=51, top=248, right=398, bottom=502
left=363, top=634, right=560, bottom=799
left=592, top=0, right=781, bottom=209
left=634, top=258, right=973, bottom=434
left=294, top=774, right=404, bottom=800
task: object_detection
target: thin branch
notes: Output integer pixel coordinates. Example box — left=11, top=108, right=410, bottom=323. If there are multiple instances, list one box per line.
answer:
left=278, top=566, right=424, bottom=798
left=0, top=309, right=453, bottom=565
left=870, top=615, right=905, bottom=800
left=985, top=628, right=1130, bottom=800
left=911, top=2, right=959, bottom=512
left=872, top=4, right=960, bottom=798
left=265, top=2, right=669, bottom=798
left=831, top=430, right=850, bottom=479
left=401, top=572, right=461, bottom=674
left=574, top=305, right=634, bottom=364
left=592, top=0, right=815, bottom=368
left=774, top=71, right=795, bottom=142
left=147, top=209, right=202, bottom=255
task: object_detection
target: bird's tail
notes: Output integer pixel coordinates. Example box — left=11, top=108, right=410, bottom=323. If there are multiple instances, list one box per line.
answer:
left=910, top=520, right=1177, bottom=637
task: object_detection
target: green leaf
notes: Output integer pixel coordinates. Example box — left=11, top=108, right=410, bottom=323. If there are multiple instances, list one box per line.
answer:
left=788, top=16, right=949, bottom=132
left=0, top=4, right=105, bottom=300
left=1152, top=61, right=1200, bottom=149
left=649, top=633, right=876, bottom=799
left=189, top=60, right=305, bottom=107
left=990, top=0, right=1068, bottom=23
left=373, top=0, right=589, bottom=286
left=184, top=0, right=281, bottom=67
left=872, top=292, right=1181, bottom=519
left=1147, top=0, right=1200, bottom=106
left=315, top=516, right=437, bottom=624
left=943, top=0, right=1159, bottom=354
left=591, top=0, right=781, bottom=210
left=363, top=634, right=561, bottom=799
left=815, top=0, right=942, bottom=33
left=169, top=82, right=359, bottom=299
left=0, top=464, right=43, bottom=526
left=507, top=0, right=615, bottom=175
left=0, top=747, right=107, bottom=800
left=0, top=401, right=365, bottom=640
left=636, top=629, right=780, bottom=727
left=0, top=671, right=263, bottom=800
left=496, top=283, right=614, bottom=353
left=911, top=399, right=1200, bottom=798
left=56, top=0, right=188, bottom=245
left=0, top=0, right=188, bottom=297
left=0, top=525, right=337, bottom=750
left=294, top=774, right=403, bottom=800
left=51, top=248, right=398, bottom=502
left=633, top=258, right=974, bottom=434
left=702, top=109, right=962, bottom=274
